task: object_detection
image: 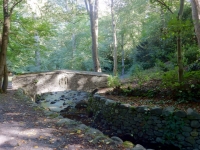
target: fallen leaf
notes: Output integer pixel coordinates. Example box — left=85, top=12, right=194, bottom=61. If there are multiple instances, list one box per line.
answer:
left=64, top=145, right=68, bottom=148
left=89, top=140, right=93, bottom=143
left=78, top=134, right=84, bottom=138
left=70, top=132, right=75, bottom=135
left=34, top=145, right=39, bottom=148
left=76, top=130, right=81, bottom=134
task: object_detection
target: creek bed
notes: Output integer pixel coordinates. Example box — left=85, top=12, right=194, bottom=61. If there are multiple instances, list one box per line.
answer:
left=36, top=90, right=180, bottom=150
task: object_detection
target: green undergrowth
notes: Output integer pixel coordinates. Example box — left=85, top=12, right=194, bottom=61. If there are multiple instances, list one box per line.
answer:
left=109, top=68, right=200, bottom=103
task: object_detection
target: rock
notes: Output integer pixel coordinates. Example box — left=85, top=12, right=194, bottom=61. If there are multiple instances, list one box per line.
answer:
left=190, top=131, right=198, bottom=137
left=75, top=100, right=88, bottom=109
left=185, top=137, right=195, bottom=145
left=93, top=135, right=106, bottom=144
left=174, top=110, right=186, bottom=118
left=187, top=108, right=200, bottom=119
left=132, top=144, right=146, bottom=150
left=162, top=107, right=174, bottom=116
left=50, top=101, right=56, bottom=104
left=136, top=106, right=148, bottom=113
left=56, top=118, right=74, bottom=125
left=150, top=107, right=163, bottom=116
left=111, top=136, right=123, bottom=145
left=60, top=106, right=72, bottom=113
left=191, top=121, right=200, bottom=128
left=156, top=137, right=163, bottom=143
left=181, top=126, right=193, bottom=132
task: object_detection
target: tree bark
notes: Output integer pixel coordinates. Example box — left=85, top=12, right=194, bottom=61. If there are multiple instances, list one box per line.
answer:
left=177, top=0, right=185, bottom=83
left=190, top=0, right=200, bottom=48
left=0, top=0, right=10, bottom=92
left=34, top=32, right=41, bottom=70
left=0, top=0, right=22, bottom=93
left=121, top=33, right=124, bottom=77
left=2, top=64, right=8, bottom=92
left=71, top=33, right=76, bottom=69
left=87, top=0, right=101, bottom=72
left=111, top=0, right=118, bottom=76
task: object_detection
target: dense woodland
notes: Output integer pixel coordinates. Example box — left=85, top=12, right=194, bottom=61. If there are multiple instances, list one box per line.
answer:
left=0, top=0, right=200, bottom=98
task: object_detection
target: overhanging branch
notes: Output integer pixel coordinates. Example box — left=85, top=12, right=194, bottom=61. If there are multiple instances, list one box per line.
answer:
left=10, top=0, right=23, bottom=15
left=156, top=0, right=173, bottom=14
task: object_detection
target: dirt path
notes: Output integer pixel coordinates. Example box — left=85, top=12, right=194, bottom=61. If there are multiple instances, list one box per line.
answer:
left=0, top=86, right=124, bottom=150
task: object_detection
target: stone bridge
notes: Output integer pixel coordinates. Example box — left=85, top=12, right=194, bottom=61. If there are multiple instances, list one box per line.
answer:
left=12, top=70, right=109, bottom=98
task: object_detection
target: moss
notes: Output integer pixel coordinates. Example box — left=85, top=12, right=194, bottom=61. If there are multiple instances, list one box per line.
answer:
left=49, top=113, right=59, bottom=118
left=123, top=141, right=134, bottom=148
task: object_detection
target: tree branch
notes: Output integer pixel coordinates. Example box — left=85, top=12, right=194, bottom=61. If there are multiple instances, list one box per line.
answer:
left=156, top=0, right=173, bottom=14
left=84, top=0, right=90, bottom=15
left=10, top=0, right=23, bottom=15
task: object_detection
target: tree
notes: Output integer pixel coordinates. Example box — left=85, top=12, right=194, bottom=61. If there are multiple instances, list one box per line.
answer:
left=85, top=0, right=101, bottom=72
left=151, top=0, right=185, bottom=82
left=190, top=0, right=200, bottom=48
left=177, top=0, right=185, bottom=82
left=0, top=0, right=23, bottom=93
left=111, top=0, right=118, bottom=76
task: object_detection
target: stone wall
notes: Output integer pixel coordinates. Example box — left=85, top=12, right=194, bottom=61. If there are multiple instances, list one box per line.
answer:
left=12, top=70, right=109, bottom=98
left=88, top=95, right=200, bottom=150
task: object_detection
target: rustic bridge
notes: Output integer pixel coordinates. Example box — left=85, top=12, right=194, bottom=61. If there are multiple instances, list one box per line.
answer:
left=12, top=70, right=109, bottom=97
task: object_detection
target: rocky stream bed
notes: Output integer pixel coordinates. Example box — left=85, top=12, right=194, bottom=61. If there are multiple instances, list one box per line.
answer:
left=34, top=90, right=182, bottom=150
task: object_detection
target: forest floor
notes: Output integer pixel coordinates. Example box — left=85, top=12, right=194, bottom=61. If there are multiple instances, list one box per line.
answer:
left=98, top=78, right=200, bottom=113
left=0, top=83, right=125, bottom=150
left=1, top=77, right=199, bottom=150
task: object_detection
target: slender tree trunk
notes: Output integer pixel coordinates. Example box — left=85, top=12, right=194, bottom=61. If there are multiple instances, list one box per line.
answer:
left=34, top=32, right=41, bottom=70
left=177, top=31, right=183, bottom=82
left=2, top=64, right=8, bottom=92
left=0, top=34, right=2, bottom=90
left=0, top=7, right=10, bottom=92
left=0, top=0, right=22, bottom=93
left=111, top=0, right=118, bottom=76
left=87, top=0, right=101, bottom=72
left=71, top=33, right=76, bottom=69
left=190, top=0, right=200, bottom=48
left=121, top=33, right=125, bottom=77
left=177, top=0, right=185, bottom=83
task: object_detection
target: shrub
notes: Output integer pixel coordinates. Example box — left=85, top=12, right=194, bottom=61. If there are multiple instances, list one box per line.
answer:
left=161, top=70, right=200, bottom=101
left=107, top=75, right=121, bottom=88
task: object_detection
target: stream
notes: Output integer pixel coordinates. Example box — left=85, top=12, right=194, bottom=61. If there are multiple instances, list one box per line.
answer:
left=36, top=90, right=180, bottom=150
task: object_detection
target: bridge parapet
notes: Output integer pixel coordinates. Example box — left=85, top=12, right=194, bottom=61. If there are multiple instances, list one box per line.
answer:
left=12, top=70, right=109, bottom=96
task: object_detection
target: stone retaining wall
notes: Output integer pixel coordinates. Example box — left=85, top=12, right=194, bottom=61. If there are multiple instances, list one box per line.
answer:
left=88, top=95, right=200, bottom=150
left=12, top=70, right=109, bottom=98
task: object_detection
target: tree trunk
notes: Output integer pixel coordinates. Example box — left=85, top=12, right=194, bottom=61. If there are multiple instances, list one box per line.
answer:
left=190, top=0, right=200, bottom=48
left=177, top=0, right=185, bottom=83
left=71, top=33, right=76, bottom=69
left=177, top=31, right=183, bottom=82
left=2, top=64, right=8, bottom=92
left=121, top=33, right=125, bottom=77
left=0, top=8, right=10, bottom=92
left=0, top=34, right=2, bottom=90
left=34, top=31, right=41, bottom=70
left=111, top=0, right=118, bottom=76
left=87, top=0, right=101, bottom=72
left=0, top=0, right=22, bottom=93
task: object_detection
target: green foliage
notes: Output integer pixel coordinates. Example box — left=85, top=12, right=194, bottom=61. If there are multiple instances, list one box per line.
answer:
left=161, top=69, right=179, bottom=89
left=184, top=45, right=199, bottom=65
left=162, top=70, right=200, bottom=101
left=187, top=61, right=200, bottom=71
left=107, top=75, right=121, bottom=88
left=156, top=60, right=175, bottom=72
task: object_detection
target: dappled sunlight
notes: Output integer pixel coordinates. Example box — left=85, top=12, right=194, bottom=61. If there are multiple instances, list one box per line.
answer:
left=0, top=135, right=13, bottom=145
